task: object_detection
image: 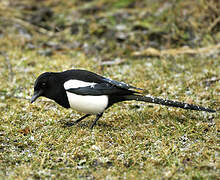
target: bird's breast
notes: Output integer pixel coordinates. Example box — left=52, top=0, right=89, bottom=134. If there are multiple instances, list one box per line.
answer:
left=66, top=92, right=108, bottom=114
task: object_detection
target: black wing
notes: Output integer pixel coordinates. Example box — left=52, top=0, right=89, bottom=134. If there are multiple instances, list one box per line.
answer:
left=66, top=83, right=137, bottom=96
left=60, top=69, right=144, bottom=91
left=102, top=77, right=144, bottom=91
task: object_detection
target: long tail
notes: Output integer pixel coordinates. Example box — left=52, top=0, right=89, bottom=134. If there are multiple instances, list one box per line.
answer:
left=123, top=95, right=216, bottom=113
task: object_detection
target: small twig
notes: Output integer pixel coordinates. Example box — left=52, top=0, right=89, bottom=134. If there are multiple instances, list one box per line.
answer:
left=208, top=16, right=220, bottom=32
left=12, top=16, right=51, bottom=35
left=31, top=72, right=37, bottom=79
left=203, top=77, right=220, bottom=86
left=100, top=58, right=125, bottom=66
left=132, top=44, right=220, bottom=57
left=206, top=1, right=219, bottom=16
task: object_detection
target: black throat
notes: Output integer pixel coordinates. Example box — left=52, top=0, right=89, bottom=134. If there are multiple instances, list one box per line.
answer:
left=53, top=89, right=70, bottom=108
left=44, top=73, right=70, bottom=109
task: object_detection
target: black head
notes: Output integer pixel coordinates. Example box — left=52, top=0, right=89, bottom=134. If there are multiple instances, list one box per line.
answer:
left=31, top=72, right=54, bottom=103
left=31, top=72, right=70, bottom=108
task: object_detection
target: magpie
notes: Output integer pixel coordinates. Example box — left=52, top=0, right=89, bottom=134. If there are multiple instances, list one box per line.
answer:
left=31, top=69, right=216, bottom=129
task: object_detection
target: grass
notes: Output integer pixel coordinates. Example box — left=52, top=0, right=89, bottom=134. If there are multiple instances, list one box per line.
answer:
left=0, top=0, right=219, bottom=179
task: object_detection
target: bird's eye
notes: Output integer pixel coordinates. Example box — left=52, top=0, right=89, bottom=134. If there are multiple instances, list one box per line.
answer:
left=42, top=82, right=46, bottom=86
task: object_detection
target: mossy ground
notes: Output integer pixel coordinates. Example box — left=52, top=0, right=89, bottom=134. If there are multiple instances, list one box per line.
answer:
left=0, top=0, right=219, bottom=179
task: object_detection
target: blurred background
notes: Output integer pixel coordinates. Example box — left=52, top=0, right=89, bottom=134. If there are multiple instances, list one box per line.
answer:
left=0, top=0, right=219, bottom=60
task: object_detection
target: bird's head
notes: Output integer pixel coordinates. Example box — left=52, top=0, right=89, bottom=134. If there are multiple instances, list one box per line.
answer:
left=31, top=72, right=55, bottom=103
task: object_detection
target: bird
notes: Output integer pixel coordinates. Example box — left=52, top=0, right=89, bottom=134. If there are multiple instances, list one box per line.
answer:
left=31, top=69, right=216, bottom=129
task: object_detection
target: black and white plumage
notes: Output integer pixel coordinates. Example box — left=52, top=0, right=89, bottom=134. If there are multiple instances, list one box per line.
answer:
left=31, top=69, right=216, bottom=128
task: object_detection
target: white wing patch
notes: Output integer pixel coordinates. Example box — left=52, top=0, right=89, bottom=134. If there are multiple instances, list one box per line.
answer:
left=64, top=79, right=96, bottom=90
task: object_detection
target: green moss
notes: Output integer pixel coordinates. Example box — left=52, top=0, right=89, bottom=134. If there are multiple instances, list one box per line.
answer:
left=112, top=0, right=135, bottom=8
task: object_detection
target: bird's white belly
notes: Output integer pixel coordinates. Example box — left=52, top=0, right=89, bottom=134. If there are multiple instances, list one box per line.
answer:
left=66, top=92, right=108, bottom=114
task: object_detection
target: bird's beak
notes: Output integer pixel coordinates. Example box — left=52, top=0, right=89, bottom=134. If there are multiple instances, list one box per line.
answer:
left=30, top=90, right=43, bottom=103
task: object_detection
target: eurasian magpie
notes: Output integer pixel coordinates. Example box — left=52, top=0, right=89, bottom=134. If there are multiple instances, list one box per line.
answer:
left=31, top=69, right=216, bottom=129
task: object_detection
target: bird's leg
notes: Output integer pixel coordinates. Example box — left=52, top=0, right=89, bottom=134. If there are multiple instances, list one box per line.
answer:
left=90, top=113, right=103, bottom=129
left=65, top=114, right=91, bottom=127
left=75, top=114, right=91, bottom=123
